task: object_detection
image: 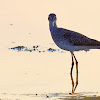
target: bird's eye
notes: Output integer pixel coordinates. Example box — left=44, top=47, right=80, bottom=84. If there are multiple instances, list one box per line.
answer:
left=48, top=16, right=52, bottom=21
left=53, top=16, right=56, bottom=20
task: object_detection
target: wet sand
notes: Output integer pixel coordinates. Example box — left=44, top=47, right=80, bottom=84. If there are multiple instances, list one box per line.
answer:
left=0, top=92, right=99, bottom=100
left=59, top=96, right=100, bottom=100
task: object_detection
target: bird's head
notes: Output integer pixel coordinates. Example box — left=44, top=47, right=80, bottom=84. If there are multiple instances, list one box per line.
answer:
left=48, top=13, right=57, bottom=22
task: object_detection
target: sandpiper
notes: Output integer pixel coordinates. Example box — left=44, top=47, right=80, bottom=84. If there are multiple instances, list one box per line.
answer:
left=48, top=13, right=100, bottom=93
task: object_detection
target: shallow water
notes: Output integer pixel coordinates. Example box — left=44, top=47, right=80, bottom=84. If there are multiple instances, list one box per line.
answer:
left=0, top=45, right=100, bottom=100
left=1, top=0, right=100, bottom=100
left=0, top=92, right=99, bottom=100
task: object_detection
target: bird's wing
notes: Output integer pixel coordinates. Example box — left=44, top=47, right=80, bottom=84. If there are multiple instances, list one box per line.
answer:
left=60, top=28, right=100, bottom=46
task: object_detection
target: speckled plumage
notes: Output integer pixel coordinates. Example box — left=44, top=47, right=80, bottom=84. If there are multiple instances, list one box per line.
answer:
left=48, top=13, right=100, bottom=93
left=48, top=13, right=100, bottom=52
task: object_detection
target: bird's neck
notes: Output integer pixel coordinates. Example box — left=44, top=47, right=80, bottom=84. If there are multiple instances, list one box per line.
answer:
left=49, top=21, right=57, bottom=32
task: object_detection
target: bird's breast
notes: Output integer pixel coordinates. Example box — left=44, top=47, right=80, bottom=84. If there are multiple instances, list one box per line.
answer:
left=51, top=34, right=72, bottom=51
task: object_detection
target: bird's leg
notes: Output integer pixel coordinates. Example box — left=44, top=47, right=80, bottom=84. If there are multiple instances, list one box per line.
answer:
left=72, top=53, right=78, bottom=92
left=70, top=53, right=74, bottom=93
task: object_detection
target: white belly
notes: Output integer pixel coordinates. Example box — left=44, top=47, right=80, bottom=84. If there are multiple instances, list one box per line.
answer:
left=54, top=41, right=92, bottom=52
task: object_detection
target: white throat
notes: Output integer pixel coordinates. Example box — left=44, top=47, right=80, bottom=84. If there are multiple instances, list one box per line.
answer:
left=49, top=21, right=57, bottom=32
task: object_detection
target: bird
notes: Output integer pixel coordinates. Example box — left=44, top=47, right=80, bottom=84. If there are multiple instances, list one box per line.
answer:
left=48, top=13, right=100, bottom=93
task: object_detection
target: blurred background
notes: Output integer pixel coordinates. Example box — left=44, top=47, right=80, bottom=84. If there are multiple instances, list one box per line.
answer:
left=0, top=0, right=100, bottom=99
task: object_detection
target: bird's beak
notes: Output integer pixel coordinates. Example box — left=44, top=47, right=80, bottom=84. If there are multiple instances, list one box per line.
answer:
left=53, top=21, right=55, bottom=26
